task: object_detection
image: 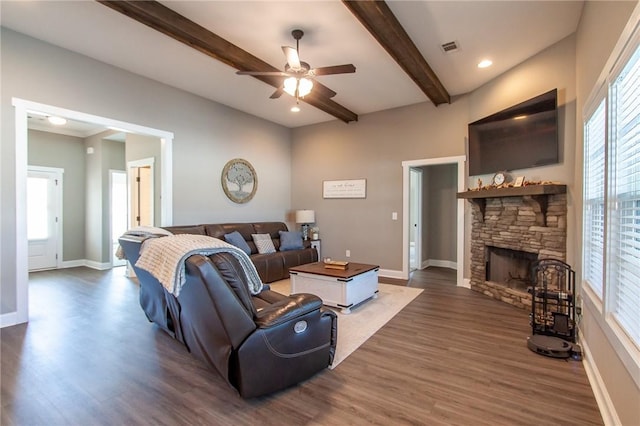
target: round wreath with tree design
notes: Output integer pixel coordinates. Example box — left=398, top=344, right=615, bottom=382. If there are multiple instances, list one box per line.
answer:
left=221, top=158, right=257, bottom=204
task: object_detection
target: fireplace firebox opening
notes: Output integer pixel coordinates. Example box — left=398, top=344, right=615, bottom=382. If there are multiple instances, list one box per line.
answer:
left=485, top=246, right=538, bottom=292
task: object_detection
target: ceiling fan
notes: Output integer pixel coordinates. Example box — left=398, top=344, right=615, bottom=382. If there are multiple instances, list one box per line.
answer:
left=236, top=29, right=356, bottom=100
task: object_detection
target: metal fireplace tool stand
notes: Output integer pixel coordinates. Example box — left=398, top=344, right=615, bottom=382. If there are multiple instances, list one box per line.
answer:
left=527, top=259, right=582, bottom=360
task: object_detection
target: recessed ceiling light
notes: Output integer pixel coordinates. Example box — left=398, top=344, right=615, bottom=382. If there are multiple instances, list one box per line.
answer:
left=47, top=116, right=67, bottom=125
left=291, top=105, right=301, bottom=113
left=477, top=59, right=493, bottom=69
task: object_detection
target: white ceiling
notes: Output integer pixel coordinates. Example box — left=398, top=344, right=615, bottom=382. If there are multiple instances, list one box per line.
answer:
left=1, top=1, right=584, bottom=129
left=26, top=110, right=113, bottom=139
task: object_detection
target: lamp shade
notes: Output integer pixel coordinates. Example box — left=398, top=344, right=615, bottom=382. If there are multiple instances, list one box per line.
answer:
left=298, top=78, right=313, bottom=97
left=295, top=209, right=315, bottom=224
left=283, top=77, right=297, bottom=97
left=283, top=77, right=314, bottom=98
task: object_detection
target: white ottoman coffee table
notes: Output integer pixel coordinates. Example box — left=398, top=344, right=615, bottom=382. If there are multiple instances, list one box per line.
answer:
left=289, top=262, right=379, bottom=314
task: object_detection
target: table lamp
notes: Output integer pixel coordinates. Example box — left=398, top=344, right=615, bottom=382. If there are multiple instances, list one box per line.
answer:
left=295, top=209, right=315, bottom=241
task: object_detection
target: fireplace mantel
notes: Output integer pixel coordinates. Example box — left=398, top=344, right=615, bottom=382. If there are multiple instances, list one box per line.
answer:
left=457, top=184, right=566, bottom=225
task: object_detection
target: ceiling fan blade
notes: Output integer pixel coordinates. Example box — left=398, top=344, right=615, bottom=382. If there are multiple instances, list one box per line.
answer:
left=269, top=87, right=284, bottom=99
left=313, top=84, right=337, bottom=99
left=236, top=70, right=289, bottom=76
left=282, top=46, right=301, bottom=70
left=310, top=64, right=356, bottom=76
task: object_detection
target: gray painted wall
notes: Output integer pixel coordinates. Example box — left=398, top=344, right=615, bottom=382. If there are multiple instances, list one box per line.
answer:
left=291, top=35, right=576, bottom=273
left=84, top=130, right=118, bottom=264
left=27, top=130, right=86, bottom=261
left=464, top=34, right=577, bottom=280
left=291, top=100, right=469, bottom=269
left=575, top=2, right=639, bottom=425
left=1, top=28, right=291, bottom=314
left=101, top=139, right=126, bottom=262
left=2, top=5, right=638, bottom=419
left=422, top=164, right=457, bottom=264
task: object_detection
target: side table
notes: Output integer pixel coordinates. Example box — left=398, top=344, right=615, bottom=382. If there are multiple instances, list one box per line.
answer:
left=310, top=239, right=321, bottom=259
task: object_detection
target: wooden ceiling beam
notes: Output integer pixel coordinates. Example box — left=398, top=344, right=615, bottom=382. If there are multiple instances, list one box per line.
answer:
left=342, top=0, right=450, bottom=106
left=98, top=0, right=357, bottom=123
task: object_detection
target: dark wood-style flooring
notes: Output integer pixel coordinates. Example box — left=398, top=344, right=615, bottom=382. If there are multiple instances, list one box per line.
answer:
left=1, top=267, right=602, bottom=425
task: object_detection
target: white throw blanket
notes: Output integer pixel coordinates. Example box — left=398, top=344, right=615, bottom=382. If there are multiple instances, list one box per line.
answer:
left=135, top=234, right=263, bottom=297
left=115, top=226, right=174, bottom=259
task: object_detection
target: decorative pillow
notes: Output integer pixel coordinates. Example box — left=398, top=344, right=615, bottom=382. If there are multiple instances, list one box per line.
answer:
left=279, top=230, right=304, bottom=251
left=251, top=233, right=276, bottom=254
left=224, top=231, right=252, bottom=255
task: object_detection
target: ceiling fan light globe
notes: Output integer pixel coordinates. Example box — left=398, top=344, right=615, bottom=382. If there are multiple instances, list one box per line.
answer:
left=283, top=77, right=298, bottom=97
left=298, top=78, right=313, bottom=97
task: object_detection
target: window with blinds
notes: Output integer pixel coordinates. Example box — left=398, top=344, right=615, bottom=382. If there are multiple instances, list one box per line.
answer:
left=583, top=38, right=640, bottom=349
left=583, top=100, right=606, bottom=299
left=608, top=43, right=640, bottom=345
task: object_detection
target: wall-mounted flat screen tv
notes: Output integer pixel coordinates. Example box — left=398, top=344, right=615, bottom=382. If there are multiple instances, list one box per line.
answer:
left=468, top=88, right=558, bottom=176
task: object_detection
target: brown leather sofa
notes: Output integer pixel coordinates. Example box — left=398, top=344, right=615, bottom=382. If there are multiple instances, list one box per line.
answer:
left=118, top=234, right=337, bottom=398
left=163, top=222, right=317, bottom=283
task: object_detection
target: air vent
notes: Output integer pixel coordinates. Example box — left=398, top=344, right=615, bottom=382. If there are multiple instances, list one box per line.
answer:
left=441, top=41, right=460, bottom=53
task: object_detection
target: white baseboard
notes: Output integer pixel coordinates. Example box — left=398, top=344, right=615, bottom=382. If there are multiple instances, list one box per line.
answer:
left=60, top=260, right=86, bottom=269
left=461, top=278, right=471, bottom=289
left=378, top=269, right=404, bottom=280
left=0, top=311, right=20, bottom=328
left=422, top=259, right=457, bottom=270
left=84, top=260, right=112, bottom=270
left=580, top=336, right=620, bottom=426
left=60, top=259, right=112, bottom=270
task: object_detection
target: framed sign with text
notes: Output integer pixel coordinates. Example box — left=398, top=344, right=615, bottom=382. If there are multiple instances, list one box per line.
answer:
left=323, top=179, right=366, bottom=199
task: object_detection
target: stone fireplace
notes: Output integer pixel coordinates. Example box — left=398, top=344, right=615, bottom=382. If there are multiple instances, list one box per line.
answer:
left=458, top=185, right=567, bottom=309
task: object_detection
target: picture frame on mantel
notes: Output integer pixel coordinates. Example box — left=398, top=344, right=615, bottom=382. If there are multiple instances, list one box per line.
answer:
left=323, top=179, right=367, bottom=199
left=514, top=176, right=525, bottom=187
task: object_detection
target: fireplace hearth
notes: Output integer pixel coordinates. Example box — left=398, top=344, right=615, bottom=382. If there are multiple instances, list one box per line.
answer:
left=458, top=185, right=567, bottom=309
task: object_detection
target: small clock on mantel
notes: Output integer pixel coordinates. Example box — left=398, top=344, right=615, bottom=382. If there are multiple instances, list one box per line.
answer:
left=492, top=171, right=510, bottom=186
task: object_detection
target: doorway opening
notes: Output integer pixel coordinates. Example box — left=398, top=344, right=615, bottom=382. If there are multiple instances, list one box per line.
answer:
left=402, top=156, right=466, bottom=286
left=11, top=98, right=174, bottom=327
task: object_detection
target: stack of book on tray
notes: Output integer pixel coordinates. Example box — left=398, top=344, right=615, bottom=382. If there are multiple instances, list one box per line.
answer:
left=324, top=260, right=349, bottom=270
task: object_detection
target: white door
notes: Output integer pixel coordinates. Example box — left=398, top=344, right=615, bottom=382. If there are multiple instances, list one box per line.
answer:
left=110, top=170, right=128, bottom=267
left=128, top=158, right=155, bottom=228
left=136, top=166, right=153, bottom=226
left=27, top=167, right=62, bottom=271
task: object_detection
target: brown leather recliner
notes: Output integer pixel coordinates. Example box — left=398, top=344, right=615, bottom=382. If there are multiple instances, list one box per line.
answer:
left=118, top=235, right=337, bottom=398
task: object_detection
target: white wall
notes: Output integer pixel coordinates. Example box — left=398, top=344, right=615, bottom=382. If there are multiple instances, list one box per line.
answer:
left=1, top=28, right=292, bottom=316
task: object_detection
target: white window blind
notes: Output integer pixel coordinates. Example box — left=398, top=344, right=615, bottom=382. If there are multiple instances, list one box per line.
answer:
left=609, top=43, right=640, bottom=345
left=583, top=100, right=606, bottom=298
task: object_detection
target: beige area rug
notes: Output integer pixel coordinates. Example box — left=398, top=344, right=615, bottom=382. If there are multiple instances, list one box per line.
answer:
left=269, top=279, right=423, bottom=369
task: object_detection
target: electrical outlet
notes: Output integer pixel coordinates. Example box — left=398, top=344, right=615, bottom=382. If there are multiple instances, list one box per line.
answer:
left=346, top=250, right=351, bottom=258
